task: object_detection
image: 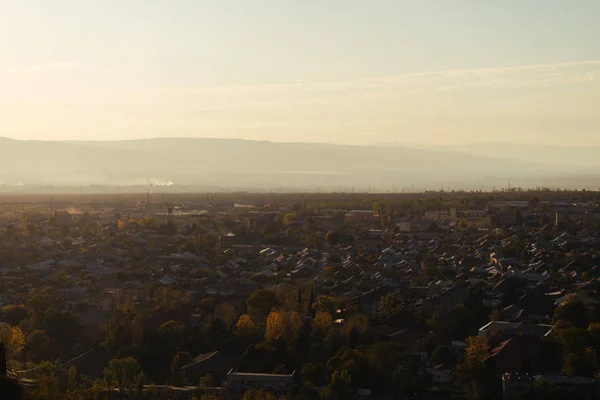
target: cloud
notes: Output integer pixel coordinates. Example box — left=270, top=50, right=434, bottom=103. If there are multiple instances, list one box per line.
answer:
left=176, top=60, right=600, bottom=96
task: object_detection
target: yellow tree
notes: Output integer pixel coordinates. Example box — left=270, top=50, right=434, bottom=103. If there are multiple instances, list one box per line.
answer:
left=283, top=310, right=303, bottom=348
left=313, top=311, right=333, bottom=332
left=215, top=303, right=237, bottom=327
left=456, top=336, right=490, bottom=399
left=265, top=311, right=285, bottom=343
left=236, top=314, right=257, bottom=339
left=0, top=323, right=25, bottom=362
left=242, top=388, right=276, bottom=400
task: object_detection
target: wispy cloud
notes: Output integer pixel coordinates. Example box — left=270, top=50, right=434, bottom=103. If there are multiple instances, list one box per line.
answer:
left=177, top=60, right=600, bottom=96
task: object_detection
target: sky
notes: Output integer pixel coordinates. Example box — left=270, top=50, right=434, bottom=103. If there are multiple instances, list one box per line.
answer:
left=1, top=0, right=599, bottom=146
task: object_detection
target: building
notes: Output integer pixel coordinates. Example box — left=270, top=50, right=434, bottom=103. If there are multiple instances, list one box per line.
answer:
left=225, top=370, right=295, bottom=400
left=345, top=210, right=377, bottom=222
left=479, top=321, right=553, bottom=340
left=425, top=283, right=469, bottom=314
left=181, top=351, right=238, bottom=385
left=502, top=373, right=595, bottom=400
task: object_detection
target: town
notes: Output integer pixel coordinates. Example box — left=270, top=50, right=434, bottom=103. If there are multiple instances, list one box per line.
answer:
left=1, top=190, right=600, bottom=400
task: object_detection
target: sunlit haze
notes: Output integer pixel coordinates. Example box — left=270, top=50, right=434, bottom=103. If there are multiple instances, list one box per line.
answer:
left=2, top=0, right=600, bottom=146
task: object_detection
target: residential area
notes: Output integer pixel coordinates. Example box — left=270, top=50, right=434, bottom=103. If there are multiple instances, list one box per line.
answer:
left=1, top=191, right=600, bottom=399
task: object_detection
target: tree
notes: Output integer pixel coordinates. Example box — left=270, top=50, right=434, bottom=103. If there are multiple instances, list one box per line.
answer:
left=158, top=320, right=183, bottom=348
left=199, top=374, right=214, bottom=388
left=588, top=323, right=600, bottom=348
left=456, top=336, right=490, bottom=399
left=265, top=311, right=286, bottom=344
left=312, top=296, right=336, bottom=317
left=283, top=213, right=298, bottom=226
left=368, top=342, right=406, bottom=378
left=1, top=305, right=28, bottom=326
left=393, top=363, right=431, bottom=398
left=214, top=302, right=237, bottom=327
left=45, top=311, right=81, bottom=354
left=0, top=324, right=24, bottom=362
left=326, top=231, right=340, bottom=246
left=313, top=311, right=333, bottom=333
left=451, top=305, right=475, bottom=339
left=242, top=388, right=276, bottom=400
left=345, top=314, right=368, bottom=336
left=26, top=329, right=53, bottom=363
left=562, top=348, right=597, bottom=377
left=103, top=357, right=142, bottom=393
left=105, top=309, right=133, bottom=351
left=157, top=287, right=183, bottom=312
left=236, top=314, right=258, bottom=340
left=171, top=351, right=192, bottom=386
left=264, top=310, right=303, bottom=349
left=247, top=290, right=281, bottom=320
left=320, top=369, right=353, bottom=400
left=301, top=363, right=330, bottom=388
left=198, top=297, right=218, bottom=315
left=283, top=310, right=303, bottom=349
left=132, top=312, right=145, bottom=348
left=554, top=299, right=590, bottom=329
left=302, top=233, right=320, bottom=248
left=26, top=291, right=53, bottom=329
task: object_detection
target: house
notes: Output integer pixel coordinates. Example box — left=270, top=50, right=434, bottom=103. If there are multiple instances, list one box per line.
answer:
left=345, top=210, right=377, bottom=223
left=486, top=337, right=547, bottom=373
left=389, top=328, right=428, bottom=352
left=355, top=235, right=383, bottom=253
left=426, top=364, right=453, bottom=384
left=478, top=321, right=552, bottom=340
left=313, top=215, right=345, bottom=232
left=502, top=373, right=595, bottom=400
left=426, top=283, right=469, bottom=314
left=225, top=370, right=295, bottom=400
left=181, top=351, right=238, bottom=384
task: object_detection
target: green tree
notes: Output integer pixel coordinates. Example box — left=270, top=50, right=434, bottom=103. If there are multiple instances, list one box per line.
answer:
left=214, top=302, right=237, bottom=327
left=243, top=388, right=276, bottom=400
left=171, top=351, right=193, bottom=386
left=312, top=296, right=336, bottom=317
left=1, top=305, right=28, bottom=326
left=158, top=320, right=183, bottom=348
left=301, top=363, right=330, bottom=388
left=326, top=231, right=340, bottom=246
left=554, top=300, right=590, bottom=329
left=26, top=291, right=54, bottom=329
left=26, top=329, right=53, bottom=363
left=320, top=369, right=353, bottom=400
left=103, top=357, right=142, bottom=394
left=562, top=348, right=597, bottom=377
left=246, top=289, right=281, bottom=320
left=105, top=309, right=133, bottom=351
left=368, top=342, right=406, bottom=379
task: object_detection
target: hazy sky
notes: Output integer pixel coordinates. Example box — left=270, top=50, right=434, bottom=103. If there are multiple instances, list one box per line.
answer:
left=1, top=0, right=599, bottom=145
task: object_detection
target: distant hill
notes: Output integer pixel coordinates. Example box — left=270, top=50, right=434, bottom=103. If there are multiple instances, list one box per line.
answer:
left=421, top=142, right=600, bottom=168
left=0, top=137, right=594, bottom=191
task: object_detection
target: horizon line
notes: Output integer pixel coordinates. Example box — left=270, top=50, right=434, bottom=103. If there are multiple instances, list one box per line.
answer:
left=2, top=135, right=600, bottom=149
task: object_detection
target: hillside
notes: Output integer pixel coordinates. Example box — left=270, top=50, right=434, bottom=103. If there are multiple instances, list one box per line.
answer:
left=0, top=137, right=591, bottom=191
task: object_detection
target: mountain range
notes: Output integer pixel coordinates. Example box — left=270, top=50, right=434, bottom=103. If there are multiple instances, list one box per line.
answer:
left=0, top=137, right=598, bottom=192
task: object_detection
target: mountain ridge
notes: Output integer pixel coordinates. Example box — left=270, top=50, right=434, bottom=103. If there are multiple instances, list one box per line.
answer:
left=0, top=137, right=595, bottom=191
